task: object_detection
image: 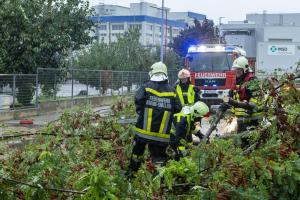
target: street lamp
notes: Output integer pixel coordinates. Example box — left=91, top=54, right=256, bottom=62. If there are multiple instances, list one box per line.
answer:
left=150, top=2, right=167, bottom=62
left=218, top=17, right=225, bottom=44
left=160, top=0, right=165, bottom=62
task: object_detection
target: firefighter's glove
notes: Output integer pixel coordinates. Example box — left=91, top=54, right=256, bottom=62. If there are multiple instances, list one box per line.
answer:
left=195, top=130, right=204, bottom=140
left=223, top=95, right=230, bottom=103
left=218, top=103, right=231, bottom=112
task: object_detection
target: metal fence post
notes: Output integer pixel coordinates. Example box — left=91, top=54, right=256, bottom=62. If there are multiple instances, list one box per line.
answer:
left=121, top=71, right=124, bottom=95
left=99, top=71, right=101, bottom=96
left=139, top=72, right=142, bottom=87
left=12, top=75, right=16, bottom=110
left=35, top=73, right=38, bottom=108
left=54, top=73, right=57, bottom=100
left=86, top=71, right=89, bottom=98
left=111, top=71, right=113, bottom=96
left=71, top=69, right=74, bottom=99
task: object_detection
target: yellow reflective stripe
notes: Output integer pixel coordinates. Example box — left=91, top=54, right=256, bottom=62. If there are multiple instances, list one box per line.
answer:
left=178, top=146, right=186, bottom=151
left=145, top=88, right=176, bottom=97
left=179, top=142, right=193, bottom=151
left=176, top=85, right=185, bottom=105
left=159, top=111, right=169, bottom=134
left=233, top=90, right=239, bottom=101
left=176, top=114, right=181, bottom=122
left=235, top=108, right=246, bottom=112
left=234, top=107, right=249, bottom=116
left=147, top=108, right=153, bottom=132
left=252, top=112, right=263, bottom=117
left=187, top=85, right=195, bottom=104
left=250, top=98, right=258, bottom=104
left=135, top=127, right=170, bottom=139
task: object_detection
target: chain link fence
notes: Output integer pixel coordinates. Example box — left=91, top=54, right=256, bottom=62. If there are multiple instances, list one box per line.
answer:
left=0, top=74, right=37, bottom=110
left=0, top=69, right=179, bottom=110
left=37, top=68, right=177, bottom=101
left=2, top=68, right=296, bottom=111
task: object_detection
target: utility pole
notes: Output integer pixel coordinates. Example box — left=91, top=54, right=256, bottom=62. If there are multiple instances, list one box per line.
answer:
left=165, top=10, right=168, bottom=55
left=160, top=0, right=165, bottom=62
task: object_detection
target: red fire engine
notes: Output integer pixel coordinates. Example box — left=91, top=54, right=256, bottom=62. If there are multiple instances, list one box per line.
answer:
left=185, top=44, right=247, bottom=109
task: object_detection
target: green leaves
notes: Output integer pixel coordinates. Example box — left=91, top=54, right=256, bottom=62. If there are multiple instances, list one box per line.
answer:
left=75, top=167, right=118, bottom=200
left=74, top=28, right=180, bottom=72
left=170, top=19, right=220, bottom=57
left=0, top=75, right=300, bottom=199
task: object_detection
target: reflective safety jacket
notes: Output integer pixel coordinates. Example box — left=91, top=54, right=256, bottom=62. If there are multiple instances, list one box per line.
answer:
left=135, top=80, right=182, bottom=144
left=175, top=83, right=198, bottom=106
left=170, top=111, right=196, bottom=150
left=231, top=73, right=263, bottom=122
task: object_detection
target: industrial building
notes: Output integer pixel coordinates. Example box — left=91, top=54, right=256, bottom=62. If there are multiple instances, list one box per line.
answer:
left=91, top=2, right=206, bottom=46
left=220, top=12, right=300, bottom=74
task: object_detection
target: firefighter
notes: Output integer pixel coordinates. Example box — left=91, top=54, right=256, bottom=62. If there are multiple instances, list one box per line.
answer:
left=175, top=69, right=200, bottom=106
left=170, top=101, right=209, bottom=160
left=223, top=56, right=263, bottom=133
left=128, top=62, right=182, bottom=174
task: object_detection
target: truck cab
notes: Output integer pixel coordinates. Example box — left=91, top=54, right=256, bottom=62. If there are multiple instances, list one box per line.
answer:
left=185, top=44, right=246, bottom=109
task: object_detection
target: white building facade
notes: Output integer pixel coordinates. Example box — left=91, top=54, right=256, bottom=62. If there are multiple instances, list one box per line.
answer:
left=220, top=13, right=300, bottom=74
left=91, top=2, right=206, bottom=46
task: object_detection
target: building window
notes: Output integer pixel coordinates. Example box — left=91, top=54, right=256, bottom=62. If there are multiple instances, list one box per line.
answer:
left=129, top=24, right=142, bottom=30
left=146, top=33, right=153, bottom=37
left=268, top=38, right=292, bottom=42
left=224, top=31, right=251, bottom=36
left=147, top=25, right=153, bottom=31
left=112, top=25, right=124, bottom=30
left=99, top=25, right=107, bottom=30
left=173, top=29, right=179, bottom=35
left=112, top=33, right=122, bottom=37
left=100, top=33, right=107, bottom=36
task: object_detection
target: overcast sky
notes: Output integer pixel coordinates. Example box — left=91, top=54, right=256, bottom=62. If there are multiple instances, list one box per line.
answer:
left=89, top=0, right=300, bottom=23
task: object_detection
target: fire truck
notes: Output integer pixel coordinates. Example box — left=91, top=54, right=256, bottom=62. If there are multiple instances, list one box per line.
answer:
left=184, top=44, right=247, bottom=109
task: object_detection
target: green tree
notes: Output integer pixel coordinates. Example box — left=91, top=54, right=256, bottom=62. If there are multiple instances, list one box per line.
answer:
left=0, top=0, right=94, bottom=74
left=73, top=28, right=180, bottom=93
left=0, top=0, right=94, bottom=105
left=170, top=19, right=221, bottom=57
left=75, top=28, right=179, bottom=71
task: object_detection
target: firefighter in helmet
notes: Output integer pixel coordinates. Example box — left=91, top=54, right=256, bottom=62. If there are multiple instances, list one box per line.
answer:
left=128, top=62, right=182, bottom=174
left=175, top=69, right=200, bottom=106
left=170, top=101, right=209, bottom=160
left=223, top=56, right=263, bottom=133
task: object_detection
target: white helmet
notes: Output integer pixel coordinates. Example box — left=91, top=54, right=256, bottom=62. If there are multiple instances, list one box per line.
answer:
left=232, top=56, right=249, bottom=72
left=190, top=101, right=209, bottom=118
left=178, top=69, right=191, bottom=79
left=149, top=62, right=168, bottom=78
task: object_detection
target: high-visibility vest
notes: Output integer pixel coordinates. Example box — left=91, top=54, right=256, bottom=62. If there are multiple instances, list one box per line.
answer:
left=232, top=85, right=264, bottom=121
left=176, top=84, right=195, bottom=106
left=135, top=87, right=176, bottom=143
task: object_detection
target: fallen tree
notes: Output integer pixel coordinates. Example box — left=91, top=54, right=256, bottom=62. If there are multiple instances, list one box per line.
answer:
left=0, top=73, right=299, bottom=199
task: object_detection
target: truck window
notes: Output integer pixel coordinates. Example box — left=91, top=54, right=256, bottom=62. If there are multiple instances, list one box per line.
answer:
left=187, top=52, right=234, bottom=72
